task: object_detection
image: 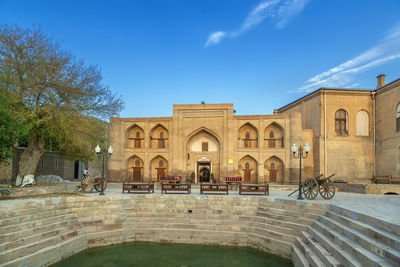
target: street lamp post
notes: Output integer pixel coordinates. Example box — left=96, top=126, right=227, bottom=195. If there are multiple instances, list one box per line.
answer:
left=291, top=143, right=310, bottom=200
left=95, top=144, right=113, bottom=196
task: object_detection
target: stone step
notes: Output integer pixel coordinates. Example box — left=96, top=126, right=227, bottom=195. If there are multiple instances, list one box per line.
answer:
left=0, top=212, right=76, bottom=235
left=329, top=206, right=400, bottom=237
left=124, top=206, right=256, bottom=215
left=0, top=217, right=77, bottom=248
left=295, top=236, right=327, bottom=267
left=0, top=235, right=88, bottom=267
left=122, top=222, right=248, bottom=232
left=0, top=223, right=81, bottom=253
left=248, top=232, right=292, bottom=259
left=255, top=210, right=315, bottom=226
left=312, top=220, right=394, bottom=267
left=308, top=226, right=362, bottom=267
left=0, top=228, right=83, bottom=264
left=249, top=220, right=297, bottom=236
left=319, top=215, right=400, bottom=265
left=0, top=208, right=72, bottom=227
left=125, top=216, right=249, bottom=227
left=257, top=206, right=321, bottom=220
left=301, top=231, right=341, bottom=266
left=292, top=243, right=309, bottom=267
left=250, top=226, right=296, bottom=243
left=0, top=203, right=69, bottom=219
left=325, top=210, right=400, bottom=251
left=247, top=215, right=310, bottom=231
left=258, top=200, right=327, bottom=214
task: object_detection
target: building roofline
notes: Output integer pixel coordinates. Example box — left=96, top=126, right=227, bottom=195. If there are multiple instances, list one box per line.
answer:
left=277, top=87, right=372, bottom=112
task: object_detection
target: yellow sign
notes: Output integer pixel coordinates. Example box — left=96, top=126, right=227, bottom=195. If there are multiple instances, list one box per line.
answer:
left=228, top=158, right=234, bottom=164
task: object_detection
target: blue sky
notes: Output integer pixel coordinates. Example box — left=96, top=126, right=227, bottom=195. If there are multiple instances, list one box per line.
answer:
left=1, top=0, right=400, bottom=118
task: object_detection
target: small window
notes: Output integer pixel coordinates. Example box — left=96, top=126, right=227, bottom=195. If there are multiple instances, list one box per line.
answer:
left=397, top=103, right=400, bottom=132
left=245, top=131, right=250, bottom=139
left=136, top=132, right=140, bottom=138
left=41, top=158, right=44, bottom=169
left=135, top=160, right=140, bottom=167
left=335, top=109, right=348, bottom=136
left=269, top=131, right=274, bottom=138
left=202, top=142, right=208, bottom=152
left=159, top=160, right=164, bottom=168
left=245, top=162, right=250, bottom=170
left=55, top=159, right=59, bottom=169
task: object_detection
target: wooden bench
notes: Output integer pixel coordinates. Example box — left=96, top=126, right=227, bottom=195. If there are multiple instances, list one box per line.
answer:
left=239, top=184, right=269, bottom=195
left=225, top=176, right=242, bottom=190
left=200, top=183, right=229, bottom=195
left=159, top=176, right=182, bottom=184
left=161, top=183, right=191, bottom=194
left=122, top=182, right=154, bottom=194
left=372, top=175, right=400, bottom=184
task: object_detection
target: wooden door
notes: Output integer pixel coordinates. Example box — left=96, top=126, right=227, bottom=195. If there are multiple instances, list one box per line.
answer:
left=244, top=170, right=251, bottom=182
left=269, top=170, right=277, bottom=182
left=157, top=168, right=165, bottom=181
left=134, top=139, right=141, bottom=148
left=268, top=140, right=275, bottom=148
left=132, top=167, right=141, bottom=181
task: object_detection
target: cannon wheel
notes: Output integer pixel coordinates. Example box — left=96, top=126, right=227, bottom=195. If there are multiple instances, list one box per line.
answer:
left=94, top=177, right=107, bottom=192
left=81, top=176, right=94, bottom=192
left=319, top=179, right=335, bottom=199
left=303, top=178, right=319, bottom=200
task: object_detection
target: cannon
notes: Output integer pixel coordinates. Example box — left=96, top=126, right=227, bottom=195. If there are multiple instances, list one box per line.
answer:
left=288, top=174, right=336, bottom=200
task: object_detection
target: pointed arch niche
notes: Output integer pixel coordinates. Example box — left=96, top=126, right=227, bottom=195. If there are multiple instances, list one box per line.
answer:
left=264, top=156, right=284, bottom=183
left=150, top=124, right=169, bottom=149
left=238, top=155, right=258, bottom=183
left=238, top=123, right=258, bottom=148
left=185, top=128, right=221, bottom=183
left=264, top=122, right=284, bottom=148
left=150, top=155, right=168, bottom=182
left=127, top=155, right=144, bottom=182
left=126, top=124, right=145, bottom=149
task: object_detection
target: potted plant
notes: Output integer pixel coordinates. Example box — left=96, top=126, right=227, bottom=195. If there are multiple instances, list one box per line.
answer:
left=190, top=172, right=195, bottom=184
left=210, top=173, right=215, bottom=183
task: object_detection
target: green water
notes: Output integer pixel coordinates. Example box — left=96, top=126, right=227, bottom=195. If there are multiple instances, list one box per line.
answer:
left=52, top=242, right=293, bottom=267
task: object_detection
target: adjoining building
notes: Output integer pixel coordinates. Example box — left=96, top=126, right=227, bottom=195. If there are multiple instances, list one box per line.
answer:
left=108, top=75, right=400, bottom=184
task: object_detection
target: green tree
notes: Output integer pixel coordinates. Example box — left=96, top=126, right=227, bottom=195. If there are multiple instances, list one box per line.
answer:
left=0, top=25, right=124, bottom=184
left=0, top=94, right=19, bottom=163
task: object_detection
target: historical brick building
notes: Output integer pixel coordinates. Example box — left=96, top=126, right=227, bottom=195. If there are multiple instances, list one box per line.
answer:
left=108, top=104, right=314, bottom=183
left=108, top=75, right=399, bottom=184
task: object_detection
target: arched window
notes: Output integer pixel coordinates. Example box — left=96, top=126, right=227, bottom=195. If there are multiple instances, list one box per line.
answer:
left=397, top=103, right=400, bottom=132
left=356, top=110, right=369, bottom=136
left=134, top=131, right=141, bottom=148
left=136, top=132, right=140, bottom=138
left=158, top=132, right=165, bottom=148
left=245, top=162, right=250, bottom=170
left=135, top=160, right=140, bottom=167
left=269, top=131, right=274, bottom=138
left=335, top=109, right=348, bottom=136
left=245, top=132, right=250, bottom=139
left=270, top=162, right=276, bottom=170
left=159, top=160, right=164, bottom=168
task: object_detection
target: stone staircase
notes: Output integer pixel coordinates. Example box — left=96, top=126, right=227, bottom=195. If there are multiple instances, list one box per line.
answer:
left=0, top=199, right=87, bottom=267
left=1, top=195, right=399, bottom=266
left=292, top=205, right=400, bottom=267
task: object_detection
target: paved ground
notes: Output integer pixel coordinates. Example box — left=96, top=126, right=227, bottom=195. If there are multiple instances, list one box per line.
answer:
left=95, top=185, right=400, bottom=226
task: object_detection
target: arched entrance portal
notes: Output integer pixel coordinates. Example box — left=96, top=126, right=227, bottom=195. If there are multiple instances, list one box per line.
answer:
left=185, top=128, right=221, bottom=183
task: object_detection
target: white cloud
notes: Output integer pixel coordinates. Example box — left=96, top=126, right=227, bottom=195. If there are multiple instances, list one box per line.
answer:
left=205, top=31, right=227, bottom=47
left=205, top=0, right=310, bottom=47
left=299, top=23, right=400, bottom=92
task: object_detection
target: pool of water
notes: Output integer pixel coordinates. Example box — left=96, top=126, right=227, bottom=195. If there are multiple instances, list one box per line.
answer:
left=52, top=242, right=293, bottom=267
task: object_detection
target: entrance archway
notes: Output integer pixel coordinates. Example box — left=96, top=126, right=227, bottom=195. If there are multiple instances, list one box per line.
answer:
left=199, top=167, right=210, bottom=182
